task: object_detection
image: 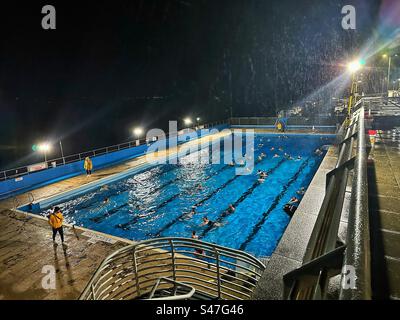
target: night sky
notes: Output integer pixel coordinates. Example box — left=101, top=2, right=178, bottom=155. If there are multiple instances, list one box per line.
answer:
left=0, top=0, right=391, bottom=169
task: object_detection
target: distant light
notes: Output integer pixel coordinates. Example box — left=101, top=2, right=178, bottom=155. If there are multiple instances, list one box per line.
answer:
left=196, top=117, right=201, bottom=122
left=184, top=118, right=192, bottom=125
left=382, top=54, right=388, bottom=58
left=347, top=60, right=363, bottom=73
left=133, top=127, right=143, bottom=136
left=37, top=143, right=51, bottom=153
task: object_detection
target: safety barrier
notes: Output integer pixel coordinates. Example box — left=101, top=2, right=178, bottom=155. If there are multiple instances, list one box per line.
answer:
left=79, top=238, right=265, bottom=300
left=282, top=99, right=371, bottom=299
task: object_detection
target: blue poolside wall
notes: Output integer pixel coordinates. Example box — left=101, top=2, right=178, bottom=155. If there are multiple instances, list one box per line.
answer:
left=0, top=124, right=228, bottom=200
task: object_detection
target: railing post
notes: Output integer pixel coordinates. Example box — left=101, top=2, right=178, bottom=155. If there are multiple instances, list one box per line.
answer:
left=215, top=249, right=221, bottom=299
left=91, top=284, right=96, bottom=300
left=133, top=250, right=141, bottom=297
left=169, top=240, right=177, bottom=282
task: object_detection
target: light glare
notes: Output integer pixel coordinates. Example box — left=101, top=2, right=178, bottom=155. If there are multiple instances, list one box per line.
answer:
left=347, top=60, right=362, bottom=73
left=37, top=143, right=51, bottom=152
left=133, top=127, right=143, bottom=136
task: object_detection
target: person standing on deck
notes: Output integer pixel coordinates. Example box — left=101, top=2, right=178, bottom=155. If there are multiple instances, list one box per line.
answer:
left=84, top=157, right=93, bottom=176
left=48, top=207, right=65, bottom=245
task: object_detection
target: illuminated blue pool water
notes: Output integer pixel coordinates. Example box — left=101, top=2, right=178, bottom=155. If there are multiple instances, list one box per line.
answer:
left=36, top=134, right=333, bottom=257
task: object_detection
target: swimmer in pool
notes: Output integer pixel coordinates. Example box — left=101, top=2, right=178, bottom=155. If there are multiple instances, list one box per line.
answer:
left=257, top=170, right=267, bottom=178
left=261, top=171, right=268, bottom=179
left=315, top=148, right=323, bottom=156
left=273, top=154, right=280, bottom=158
left=297, top=187, right=306, bottom=195
left=103, top=197, right=110, bottom=204
left=200, top=217, right=221, bottom=228
left=222, top=204, right=236, bottom=217
left=181, top=207, right=196, bottom=220
left=188, top=207, right=197, bottom=218
left=288, top=197, right=299, bottom=205
left=284, top=153, right=294, bottom=160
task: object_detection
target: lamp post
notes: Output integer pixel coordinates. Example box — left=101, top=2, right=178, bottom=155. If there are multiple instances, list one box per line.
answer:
left=346, top=59, right=363, bottom=116
left=184, top=118, right=192, bottom=129
left=38, top=143, right=51, bottom=163
left=383, top=54, right=398, bottom=93
left=133, top=127, right=144, bottom=146
left=59, top=141, right=65, bottom=165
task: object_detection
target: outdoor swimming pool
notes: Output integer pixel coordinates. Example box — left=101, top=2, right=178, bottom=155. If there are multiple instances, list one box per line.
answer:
left=34, top=133, right=334, bottom=257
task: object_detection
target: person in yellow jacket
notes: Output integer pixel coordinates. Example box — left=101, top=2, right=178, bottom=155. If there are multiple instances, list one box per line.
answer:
left=48, top=207, right=64, bottom=244
left=84, top=157, right=93, bottom=176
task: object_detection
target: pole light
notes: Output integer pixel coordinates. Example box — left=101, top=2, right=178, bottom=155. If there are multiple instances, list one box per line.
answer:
left=59, top=141, right=65, bottom=165
left=37, top=143, right=51, bottom=162
left=133, top=127, right=144, bottom=146
left=346, top=59, right=364, bottom=116
left=133, top=127, right=144, bottom=138
left=347, top=60, right=362, bottom=73
left=382, top=54, right=398, bottom=92
left=184, top=118, right=192, bottom=127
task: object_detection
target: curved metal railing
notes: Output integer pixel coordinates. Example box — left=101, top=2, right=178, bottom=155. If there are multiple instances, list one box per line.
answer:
left=79, top=237, right=265, bottom=300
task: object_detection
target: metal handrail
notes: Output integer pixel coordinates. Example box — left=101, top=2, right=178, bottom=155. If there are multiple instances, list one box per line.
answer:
left=339, top=105, right=371, bottom=299
left=0, top=120, right=228, bottom=182
left=147, top=277, right=196, bottom=300
left=229, top=117, right=337, bottom=127
left=79, top=237, right=265, bottom=300
left=283, top=99, right=370, bottom=299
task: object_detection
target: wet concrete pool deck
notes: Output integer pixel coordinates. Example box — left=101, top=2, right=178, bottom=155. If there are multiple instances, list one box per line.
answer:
left=0, top=129, right=334, bottom=300
left=368, top=131, right=400, bottom=300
